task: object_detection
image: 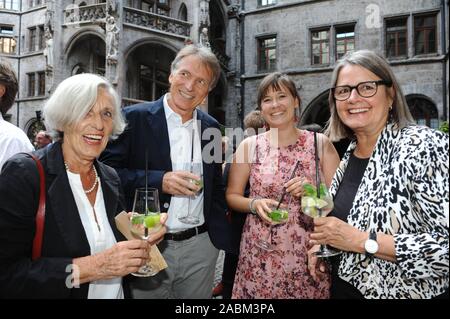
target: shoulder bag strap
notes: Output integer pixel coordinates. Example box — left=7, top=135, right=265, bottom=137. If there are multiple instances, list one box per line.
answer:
left=28, top=154, right=46, bottom=261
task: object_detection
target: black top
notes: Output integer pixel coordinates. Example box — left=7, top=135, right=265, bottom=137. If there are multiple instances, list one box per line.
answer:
left=331, top=153, right=369, bottom=221
left=329, top=152, right=369, bottom=299
left=223, top=162, right=248, bottom=256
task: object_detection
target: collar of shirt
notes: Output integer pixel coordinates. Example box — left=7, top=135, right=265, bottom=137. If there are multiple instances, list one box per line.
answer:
left=163, top=93, right=197, bottom=127
left=162, top=94, right=204, bottom=231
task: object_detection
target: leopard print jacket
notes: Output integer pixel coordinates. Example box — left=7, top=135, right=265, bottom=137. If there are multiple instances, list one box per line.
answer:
left=330, top=124, right=449, bottom=299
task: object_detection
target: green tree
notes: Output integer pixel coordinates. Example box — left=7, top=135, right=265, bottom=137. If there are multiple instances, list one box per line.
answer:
left=438, top=121, right=449, bottom=134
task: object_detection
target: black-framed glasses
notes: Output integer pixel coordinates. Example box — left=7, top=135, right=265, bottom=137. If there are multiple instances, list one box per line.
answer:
left=332, top=80, right=392, bottom=101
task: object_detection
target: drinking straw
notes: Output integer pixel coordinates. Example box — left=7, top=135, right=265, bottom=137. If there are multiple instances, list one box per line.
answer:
left=275, top=160, right=301, bottom=210
left=145, top=149, right=148, bottom=238
left=190, top=125, right=194, bottom=172
left=313, top=132, right=321, bottom=198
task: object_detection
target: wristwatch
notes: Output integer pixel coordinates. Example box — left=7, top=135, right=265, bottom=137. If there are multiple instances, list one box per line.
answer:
left=364, top=230, right=378, bottom=257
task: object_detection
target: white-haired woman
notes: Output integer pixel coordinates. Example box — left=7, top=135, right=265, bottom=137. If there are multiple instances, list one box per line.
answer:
left=0, top=73, right=167, bottom=299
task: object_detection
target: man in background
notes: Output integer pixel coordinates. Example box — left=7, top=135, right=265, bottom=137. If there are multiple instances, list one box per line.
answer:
left=0, top=59, right=34, bottom=171
left=34, top=130, right=52, bottom=149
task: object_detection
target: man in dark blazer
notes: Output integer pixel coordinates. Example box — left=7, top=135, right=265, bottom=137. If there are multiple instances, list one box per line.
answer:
left=100, top=44, right=231, bottom=298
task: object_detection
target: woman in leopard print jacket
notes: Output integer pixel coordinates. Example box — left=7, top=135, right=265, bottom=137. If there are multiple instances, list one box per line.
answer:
left=308, top=50, right=448, bottom=299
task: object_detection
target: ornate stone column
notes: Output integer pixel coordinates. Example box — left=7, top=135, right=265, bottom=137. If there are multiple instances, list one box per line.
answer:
left=44, top=1, right=55, bottom=93
left=105, top=0, right=122, bottom=91
left=198, top=0, right=211, bottom=112
left=198, top=0, right=211, bottom=48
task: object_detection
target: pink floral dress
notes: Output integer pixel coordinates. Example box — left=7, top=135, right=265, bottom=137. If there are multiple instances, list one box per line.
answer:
left=232, top=130, right=330, bottom=299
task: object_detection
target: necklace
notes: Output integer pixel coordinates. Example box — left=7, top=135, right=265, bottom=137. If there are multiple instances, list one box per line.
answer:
left=64, top=162, right=99, bottom=194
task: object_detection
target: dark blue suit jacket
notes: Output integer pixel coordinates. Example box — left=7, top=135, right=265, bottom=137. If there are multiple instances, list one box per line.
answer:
left=100, top=96, right=231, bottom=252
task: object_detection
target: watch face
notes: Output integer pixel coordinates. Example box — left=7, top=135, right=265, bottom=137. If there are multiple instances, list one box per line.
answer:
left=365, top=239, right=379, bottom=254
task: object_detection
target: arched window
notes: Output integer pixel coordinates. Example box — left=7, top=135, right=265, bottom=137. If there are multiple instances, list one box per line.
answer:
left=406, top=95, right=439, bottom=129
left=178, top=3, right=187, bottom=21
left=301, top=90, right=351, bottom=159
left=26, top=114, right=46, bottom=146
left=301, top=90, right=330, bottom=128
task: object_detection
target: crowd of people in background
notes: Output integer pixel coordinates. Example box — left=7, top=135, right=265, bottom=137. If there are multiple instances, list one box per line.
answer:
left=0, top=45, right=448, bottom=300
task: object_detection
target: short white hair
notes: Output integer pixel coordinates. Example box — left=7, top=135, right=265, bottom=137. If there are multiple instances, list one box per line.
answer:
left=43, top=73, right=126, bottom=140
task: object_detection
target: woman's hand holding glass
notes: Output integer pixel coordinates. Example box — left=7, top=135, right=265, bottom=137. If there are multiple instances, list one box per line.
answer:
left=96, top=240, right=151, bottom=279
left=129, top=188, right=167, bottom=277
left=309, top=216, right=364, bottom=253
left=130, top=212, right=167, bottom=246
left=253, top=198, right=289, bottom=252
left=73, top=239, right=153, bottom=285
left=251, top=198, right=288, bottom=225
left=301, top=172, right=341, bottom=257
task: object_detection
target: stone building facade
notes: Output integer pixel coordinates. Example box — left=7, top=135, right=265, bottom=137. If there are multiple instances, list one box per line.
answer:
left=224, top=0, right=449, bottom=130
left=1, top=0, right=231, bottom=140
left=1, top=0, right=448, bottom=142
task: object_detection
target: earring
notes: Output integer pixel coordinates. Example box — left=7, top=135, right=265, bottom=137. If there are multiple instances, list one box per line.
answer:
left=388, top=105, right=394, bottom=123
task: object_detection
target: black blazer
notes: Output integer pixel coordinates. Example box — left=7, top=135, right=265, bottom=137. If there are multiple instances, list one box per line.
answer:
left=100, top=96, right=232, bottom=252
left=0, top=142, right=128, bottom=298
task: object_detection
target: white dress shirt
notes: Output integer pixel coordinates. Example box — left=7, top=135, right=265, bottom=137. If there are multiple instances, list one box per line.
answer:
left=66, top=170, right=124, bottom=299
left=0, top=113, right=34, bottom=171
left=163, top=94, right=204, bottom=232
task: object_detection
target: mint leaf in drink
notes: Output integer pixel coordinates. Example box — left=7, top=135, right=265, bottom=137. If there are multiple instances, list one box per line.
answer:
left=131, top=215, right=144, bottom=225
left=269, top=210, right=289, bottom=222
left=303, top=183, right=317, bottom=197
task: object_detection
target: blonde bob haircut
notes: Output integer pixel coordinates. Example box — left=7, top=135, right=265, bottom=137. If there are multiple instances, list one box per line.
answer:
left=43, top=73, right=126, bottom=141
left=325, top=50, right=415, bottom=142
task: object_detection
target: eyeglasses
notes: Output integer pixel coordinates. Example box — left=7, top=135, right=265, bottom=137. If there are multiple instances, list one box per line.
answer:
left=332, top=80, right=392, bottom=101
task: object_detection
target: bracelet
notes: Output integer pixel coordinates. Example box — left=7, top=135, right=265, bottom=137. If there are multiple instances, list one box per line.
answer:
left=249, top=198, right=258, bottom=215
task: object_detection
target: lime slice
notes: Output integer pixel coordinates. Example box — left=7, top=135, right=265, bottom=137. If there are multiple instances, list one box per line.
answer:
left=315, top=198, right=329, bottom=209
left=303, top=206, right=318, bottom=218
left=301, top=196, right=316, bottom=209
left=190, top=178, right=204, bottom=191
left=144, top=214, right=161, bottom=229
left=194, top=179, right=203, bottom=189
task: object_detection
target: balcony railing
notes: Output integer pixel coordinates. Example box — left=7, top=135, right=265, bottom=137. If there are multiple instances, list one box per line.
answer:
left=63, top=3, right=106, bottom=25
left=123, top=7, right=191, bottom=38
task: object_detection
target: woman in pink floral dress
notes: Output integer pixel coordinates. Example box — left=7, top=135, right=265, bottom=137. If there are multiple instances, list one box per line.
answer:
left=226, top=72, right=340, bottom=298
